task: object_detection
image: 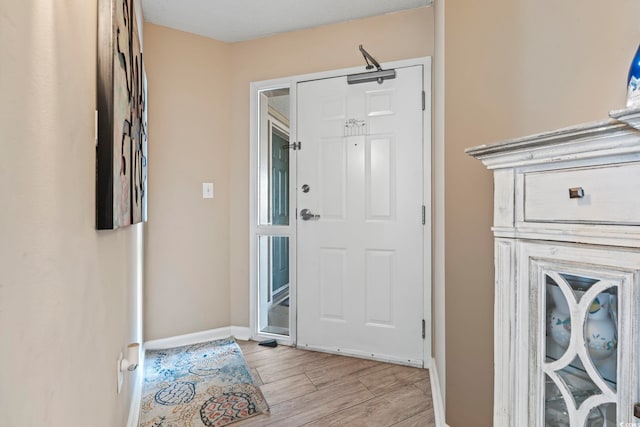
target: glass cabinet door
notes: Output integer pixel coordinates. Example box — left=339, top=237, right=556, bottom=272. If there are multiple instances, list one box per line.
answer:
left=519, top=242, right=640, bottom=427
left=544, top=271, right=618, bottom=426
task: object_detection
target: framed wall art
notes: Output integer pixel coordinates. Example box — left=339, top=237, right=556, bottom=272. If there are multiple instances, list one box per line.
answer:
left=97, top=0, right=147, bottom=229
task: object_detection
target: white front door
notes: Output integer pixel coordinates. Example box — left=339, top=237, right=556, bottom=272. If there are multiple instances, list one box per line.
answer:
left=296, top=65, right=426, bottom=365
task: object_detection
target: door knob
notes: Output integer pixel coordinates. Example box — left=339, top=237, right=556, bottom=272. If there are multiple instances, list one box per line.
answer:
left=300, top=209, right=320, bottom=221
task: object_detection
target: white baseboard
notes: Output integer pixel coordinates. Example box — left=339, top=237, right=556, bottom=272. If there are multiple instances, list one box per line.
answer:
left=144, top=326, right=252, bottom=350
left=429, top=357, right=449, bottom=427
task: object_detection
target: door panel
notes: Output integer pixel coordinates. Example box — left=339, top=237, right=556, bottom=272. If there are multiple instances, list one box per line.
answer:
left=297, top=66, right=425, bottom=364
left=366, top=136, right=395, bottom=220
left=365, top=249, right=395, bottom=325
left=319, top=248, right=347, bottom=321
left=319, top=137, right=347, bottom=220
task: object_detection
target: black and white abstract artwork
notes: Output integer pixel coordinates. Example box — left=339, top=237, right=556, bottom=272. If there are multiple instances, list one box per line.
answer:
left=97, top=0, right=147, bottom=229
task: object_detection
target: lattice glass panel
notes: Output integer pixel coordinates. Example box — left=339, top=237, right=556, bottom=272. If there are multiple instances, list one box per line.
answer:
left=544, top=272, right=619, bottom=426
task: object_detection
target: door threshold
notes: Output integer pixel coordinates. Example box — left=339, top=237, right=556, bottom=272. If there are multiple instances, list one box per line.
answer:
left=296, top=343, right=423, bottom=368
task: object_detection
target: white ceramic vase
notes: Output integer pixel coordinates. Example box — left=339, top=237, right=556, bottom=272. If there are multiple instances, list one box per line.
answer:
left=549, top=286, right=571, bottom=350
left=548, top=287, right=617, bottom=362
left=584, top=292, right=617, bottom=361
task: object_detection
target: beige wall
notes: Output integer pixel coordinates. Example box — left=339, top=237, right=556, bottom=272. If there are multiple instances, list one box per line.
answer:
left=144, top=24, right=232, bottom=340
left=143, top=8, right=434, bottom=338
left=0, top=1, right=143, bottom=425
left=6, top=2, right=631, bottom=424
left=444, top=1, right=640, bottom=425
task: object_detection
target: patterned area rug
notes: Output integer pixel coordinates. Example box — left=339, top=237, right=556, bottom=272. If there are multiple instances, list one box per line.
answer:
left=139, top=337, right=269, bottom=427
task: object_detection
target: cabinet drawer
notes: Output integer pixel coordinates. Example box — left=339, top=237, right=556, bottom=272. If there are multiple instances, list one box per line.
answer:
left=524, top=163, right=640, bottom=224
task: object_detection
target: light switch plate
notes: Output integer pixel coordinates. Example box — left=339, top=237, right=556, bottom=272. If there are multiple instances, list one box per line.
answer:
left=203, top=182, right=214, bottom=199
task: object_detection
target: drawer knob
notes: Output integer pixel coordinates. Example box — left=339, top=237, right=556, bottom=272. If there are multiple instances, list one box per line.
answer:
left=569, top=187, right=584, bottom=199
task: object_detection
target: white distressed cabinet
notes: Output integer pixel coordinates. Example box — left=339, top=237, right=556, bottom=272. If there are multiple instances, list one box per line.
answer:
left=467, top=108, right=640, bottom=426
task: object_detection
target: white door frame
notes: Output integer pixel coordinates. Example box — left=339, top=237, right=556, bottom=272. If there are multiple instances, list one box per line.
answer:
left=249, top=57, right=432, bottom=364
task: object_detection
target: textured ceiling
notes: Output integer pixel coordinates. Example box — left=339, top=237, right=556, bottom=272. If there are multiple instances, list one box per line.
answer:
left=141, top=0, right=431, bottom=43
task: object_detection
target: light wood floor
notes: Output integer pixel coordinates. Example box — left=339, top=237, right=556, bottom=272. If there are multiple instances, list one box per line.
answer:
left=235, top=340, right=435, bottom=427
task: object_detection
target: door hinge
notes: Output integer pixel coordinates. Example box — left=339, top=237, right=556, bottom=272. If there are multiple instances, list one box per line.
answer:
left=422, top=319, right=426, bottom=339
left=422, top=205, right=426, bottom=225
left=283, top=141, right=301, bottom=150
left=421, top=90, right=426, bottom=111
